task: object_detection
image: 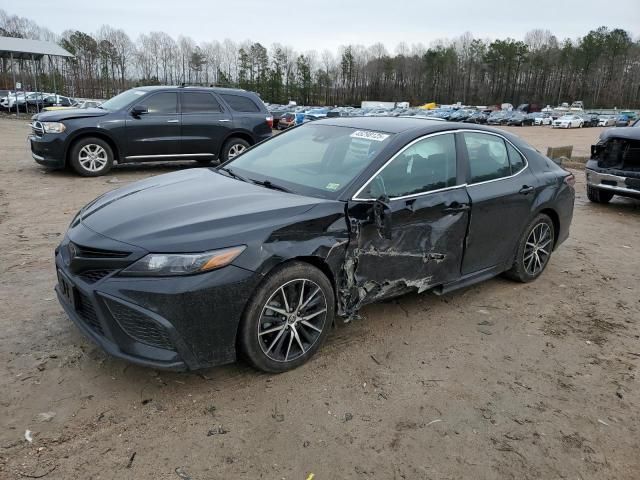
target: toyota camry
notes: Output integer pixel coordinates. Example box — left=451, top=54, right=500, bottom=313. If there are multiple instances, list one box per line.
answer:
left=55, top=117, right=575, bottom=372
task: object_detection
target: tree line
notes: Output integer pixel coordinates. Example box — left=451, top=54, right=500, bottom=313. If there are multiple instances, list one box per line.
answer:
left=1, top=9, right=639, bottom=108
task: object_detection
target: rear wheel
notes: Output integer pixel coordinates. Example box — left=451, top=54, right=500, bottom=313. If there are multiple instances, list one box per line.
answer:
left=587, top=185, right=614, bottom=203
left=69, top=137, right=114, bottom=177
left=221, top=137, right=250, bottom=161
left=239, top=262, right=334, bottom=373
left=505, top=214, right=555, bottom=283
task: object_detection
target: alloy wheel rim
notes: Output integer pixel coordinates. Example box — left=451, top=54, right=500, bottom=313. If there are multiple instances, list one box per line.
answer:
left=78, top=144, right=108, bottom=171
left=524, top=223, right=552, bottom=276
left=258, top=278, right=327, bottom=363
left=228, top=144, right=246, bottom=159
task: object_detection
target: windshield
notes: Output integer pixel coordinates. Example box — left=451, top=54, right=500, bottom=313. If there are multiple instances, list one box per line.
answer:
left=100, top=89, right=147, bottom=111
left=224, top=123, right=394, bottom=199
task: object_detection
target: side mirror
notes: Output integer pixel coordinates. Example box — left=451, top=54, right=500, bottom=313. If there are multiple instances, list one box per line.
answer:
left=373, top=195, right=393, bottom=240
left=131, top=105, right=148, bottom=116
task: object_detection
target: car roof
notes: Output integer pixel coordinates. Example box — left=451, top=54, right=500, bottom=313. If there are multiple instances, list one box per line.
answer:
left=316, top=116, right=457, bottom=134
left=315, top=116, right=517, bottom=138
left=135, top=85, right=250, bottom=95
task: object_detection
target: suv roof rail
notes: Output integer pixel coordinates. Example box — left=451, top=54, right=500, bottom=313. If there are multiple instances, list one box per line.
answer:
left=179, top=82, right=216, bottom=88
left=178, top=83, right=247, bottom=92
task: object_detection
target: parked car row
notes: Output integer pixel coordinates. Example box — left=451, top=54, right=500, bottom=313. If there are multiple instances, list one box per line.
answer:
left=0, top=91, right=102, bottom=113
left=267, top=102, right=637, bottom=130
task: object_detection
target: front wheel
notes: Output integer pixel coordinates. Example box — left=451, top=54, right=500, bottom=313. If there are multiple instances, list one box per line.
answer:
left=505, top=214, right=555, bottom=283
left=69, top=137, right=114, bottom=177
left=238, top=262, right=335, bottom=373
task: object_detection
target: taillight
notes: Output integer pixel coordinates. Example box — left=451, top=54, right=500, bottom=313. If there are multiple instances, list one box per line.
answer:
left=564, top=173, right=576, bottom=188
left=266, top=116, right=273, bottom=129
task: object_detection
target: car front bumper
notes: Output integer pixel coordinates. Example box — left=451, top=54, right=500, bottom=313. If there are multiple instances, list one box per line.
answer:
left=586, top=167, right=640, bottom=198
left=55, top=232, right=262, bottom=370
left=30, top=133, right=67, bottom=168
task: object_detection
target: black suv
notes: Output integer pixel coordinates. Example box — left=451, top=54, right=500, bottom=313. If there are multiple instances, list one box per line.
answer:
left=30, top=86, right=273, bottom=176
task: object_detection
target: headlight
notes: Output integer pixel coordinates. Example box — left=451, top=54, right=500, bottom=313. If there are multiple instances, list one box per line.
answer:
left=121, top=246, right=246, bottom=276
left=42, top=122, right=66, bottom=133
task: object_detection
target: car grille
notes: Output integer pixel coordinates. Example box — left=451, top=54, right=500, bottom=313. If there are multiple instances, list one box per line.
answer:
left=78, top=269, right=115, bottom=284
left=76, top=292, right=104, bottom=335
left=105, top=299, right=175, bottom=351
left=72, top=243, right=130, bottom=259
left=31, top=121, right=44, bottom=137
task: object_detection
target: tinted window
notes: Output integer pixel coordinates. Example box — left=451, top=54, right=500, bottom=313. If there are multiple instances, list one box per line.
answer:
left=464, top=132, right=511, bottom=183
left=220, top=94, right=260, bottom=112
left=506, top=142, right=526, bottom=174
left=181, top=92, right=222, bottom=113
left=363, top=133, right=457, bottom=199
left=143, top=92, right=177, bottom=114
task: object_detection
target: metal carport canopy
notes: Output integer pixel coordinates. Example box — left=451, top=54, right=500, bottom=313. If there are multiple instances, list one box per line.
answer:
left=0, top=36, right=73, bottom=60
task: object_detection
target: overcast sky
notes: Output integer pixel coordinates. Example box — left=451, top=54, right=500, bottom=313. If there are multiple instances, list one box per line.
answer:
left=3, top=0, right=639, bottom=52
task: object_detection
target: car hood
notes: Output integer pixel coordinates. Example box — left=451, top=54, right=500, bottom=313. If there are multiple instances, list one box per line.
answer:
left=35, top=107, right=109, bottom=121
left=79, top=168, right=334, bottom=253
left=599, top=127, right=640, bottom=141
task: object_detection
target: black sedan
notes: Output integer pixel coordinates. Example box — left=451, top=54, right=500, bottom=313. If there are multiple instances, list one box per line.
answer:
left=55, top=118, right=575, bottom=372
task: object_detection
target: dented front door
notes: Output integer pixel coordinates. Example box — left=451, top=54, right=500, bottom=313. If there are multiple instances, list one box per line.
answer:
left=345, top=188, right=470, bottom=307
left=343, top=132, right=470, bottom=309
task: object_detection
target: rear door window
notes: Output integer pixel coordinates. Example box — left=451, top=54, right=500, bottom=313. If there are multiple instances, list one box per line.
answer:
left=463, top=132, right=511, bottom=183
left=220, top=94, right=260, bottom=112
left=506, top=142, right=526, bottom=174
left=181, top=92, right=223, bottom=113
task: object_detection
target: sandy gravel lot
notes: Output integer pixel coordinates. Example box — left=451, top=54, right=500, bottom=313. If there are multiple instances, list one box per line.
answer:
left=1, top=118, right=639, bottom=479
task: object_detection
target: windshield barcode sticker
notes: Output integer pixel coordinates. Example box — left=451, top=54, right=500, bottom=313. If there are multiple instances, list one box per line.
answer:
left=350, top=130, right=390, bottom=142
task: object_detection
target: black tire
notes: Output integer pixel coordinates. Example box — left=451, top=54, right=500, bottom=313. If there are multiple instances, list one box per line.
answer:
left=505, top=214, right=555, bottom=283
left=69, top=137, right=114, bottom=177
left=586, top=185, right=614, bottom=204
left=238, top=261, right=335, bottom=373
left=221, top=137, right=251, bottom=162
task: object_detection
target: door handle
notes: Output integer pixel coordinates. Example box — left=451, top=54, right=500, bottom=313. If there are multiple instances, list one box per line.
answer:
left=442, top=203, right=470, bottom=214
left=519, top=185, right=535, bottom=195
left=166, top=119, right=179, bottom=123
left=218, top=119, right=231, bottom=122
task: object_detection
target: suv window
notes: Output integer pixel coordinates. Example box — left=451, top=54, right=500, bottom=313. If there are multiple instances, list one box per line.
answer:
left=220, top=94, right=260, bottom=112
left=463, top=132, right=511, bottom=183
left=181, top=92, right=222, bottom=113
left=363, top=133, right=457, bottom=199
left=506, top=142, right=526, bottom=174
left=143, top=92, right=177, bottom=114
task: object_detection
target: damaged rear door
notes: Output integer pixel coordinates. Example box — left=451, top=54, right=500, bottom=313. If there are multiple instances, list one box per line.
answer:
left=344, top=132, right=470, bottom=309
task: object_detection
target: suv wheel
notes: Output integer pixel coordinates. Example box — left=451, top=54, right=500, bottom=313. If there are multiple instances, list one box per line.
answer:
left=586, top=185, right=614, bottom=203
left=221, top=138, right=250, bottom=161
left=70, top=137, right=114, bottom=177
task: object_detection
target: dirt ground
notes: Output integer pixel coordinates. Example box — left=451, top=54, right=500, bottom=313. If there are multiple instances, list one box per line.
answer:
left=1, top=118, right=639, bottom=480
